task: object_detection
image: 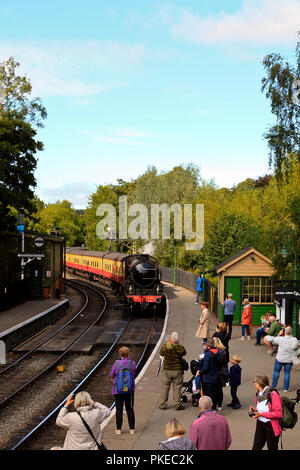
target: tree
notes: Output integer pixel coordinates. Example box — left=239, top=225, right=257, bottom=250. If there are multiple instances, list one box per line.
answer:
left=0, top=57, right=47, bottom=231
left=204, top=212, right=264, bottom=271
left=29, top=200, right=85, bottom=246
left=261, top=34, right=300, bottom=180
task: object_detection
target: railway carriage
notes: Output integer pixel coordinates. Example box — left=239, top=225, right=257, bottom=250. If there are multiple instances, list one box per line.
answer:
left=65, top=247, right=164, bottom=310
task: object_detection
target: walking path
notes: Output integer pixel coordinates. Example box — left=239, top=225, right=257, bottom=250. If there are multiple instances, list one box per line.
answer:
left=102, top=282, right=300, bottom=451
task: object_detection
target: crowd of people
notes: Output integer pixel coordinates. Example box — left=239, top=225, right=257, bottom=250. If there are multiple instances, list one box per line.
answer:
left=52, top=293, right=299, bottom=451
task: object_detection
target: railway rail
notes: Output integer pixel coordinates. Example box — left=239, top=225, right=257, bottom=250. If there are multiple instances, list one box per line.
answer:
left=0, top=280, right=107, bottom=408
left=9, top=302, right=162, bottom=449
left=0, top=277, right=165, bottom=450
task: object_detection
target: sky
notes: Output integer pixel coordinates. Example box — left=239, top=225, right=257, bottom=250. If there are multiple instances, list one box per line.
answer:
left=0, top=0, right=299, bottom=208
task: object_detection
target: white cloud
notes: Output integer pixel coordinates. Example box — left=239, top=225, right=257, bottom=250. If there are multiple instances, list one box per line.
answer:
left=81, top=126, right=156, bottom=146
left=40, top=181, right=97, bottom=208
left=0, top=40, right=145, bottom=98
left=164, top=0, right=300, bottom=45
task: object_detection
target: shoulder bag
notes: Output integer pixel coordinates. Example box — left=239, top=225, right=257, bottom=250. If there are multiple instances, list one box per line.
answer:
left=76, top=410, right=107, bottom=450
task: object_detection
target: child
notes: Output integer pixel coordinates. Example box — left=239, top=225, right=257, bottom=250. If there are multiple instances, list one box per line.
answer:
left=227, top=355, right=242, bottom=409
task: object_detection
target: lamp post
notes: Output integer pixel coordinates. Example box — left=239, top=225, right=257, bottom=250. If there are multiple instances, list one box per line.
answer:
left=280, top=243, right=298, bottom=336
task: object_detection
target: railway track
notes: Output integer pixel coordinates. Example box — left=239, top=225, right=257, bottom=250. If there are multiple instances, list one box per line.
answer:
left=0, top=277, right=165, bottom=450
left=9, top=305, right=163, bottom=449
left=0, top=280, right=107, bottom=408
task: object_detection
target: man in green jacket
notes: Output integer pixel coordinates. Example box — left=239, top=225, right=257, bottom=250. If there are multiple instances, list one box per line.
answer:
left=159, top=332, right=186, bottom=410
left=263, top=314, right=283, bottom=354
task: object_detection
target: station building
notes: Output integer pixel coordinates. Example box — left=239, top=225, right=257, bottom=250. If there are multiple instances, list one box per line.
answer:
left=215, top=247, right=276, bottom=326
left=0, top=232, right=64, bottom=311
left=215, top=246, right=300, bottom=336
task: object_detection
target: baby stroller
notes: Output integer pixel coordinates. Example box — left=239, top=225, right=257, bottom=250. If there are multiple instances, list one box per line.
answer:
left=181, top=358, right=203, bottom=407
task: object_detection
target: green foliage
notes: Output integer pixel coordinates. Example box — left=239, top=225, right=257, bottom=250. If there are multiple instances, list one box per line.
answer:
left=261, top=34, right=300, bottom=179
left=203, top=212, right=264, bottom=271
left=83, top=161, right=300, bottom=282
left=0, top=57, right=47, bottom=232
left=28, top=200, right=85, bottom=246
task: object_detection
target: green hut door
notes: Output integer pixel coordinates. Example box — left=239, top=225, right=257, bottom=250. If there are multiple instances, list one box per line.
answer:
left=224, top=277, right=241, bottom=325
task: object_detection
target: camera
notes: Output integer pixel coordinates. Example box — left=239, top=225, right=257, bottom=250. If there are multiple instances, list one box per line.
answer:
left=248, top=411, right=255, bottom=418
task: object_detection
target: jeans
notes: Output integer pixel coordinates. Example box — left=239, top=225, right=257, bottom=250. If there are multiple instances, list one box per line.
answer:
left=242, top=325, right=250, bottom=336
left=196, top=291, right=202, bottom=302
left=256, top=327, right=267, bottom=344
left=272, top=359, right=293, bottom=390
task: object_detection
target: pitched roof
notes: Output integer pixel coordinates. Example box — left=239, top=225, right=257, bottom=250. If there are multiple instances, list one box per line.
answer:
left=214, top=246, right=273, bottom=274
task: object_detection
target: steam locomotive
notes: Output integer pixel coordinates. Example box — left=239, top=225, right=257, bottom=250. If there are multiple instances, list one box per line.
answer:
left=65, top=247, right=164, bottom=310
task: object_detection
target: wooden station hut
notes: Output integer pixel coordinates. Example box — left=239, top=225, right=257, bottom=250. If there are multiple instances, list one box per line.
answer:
left=215, top=247, right=275, bottom=326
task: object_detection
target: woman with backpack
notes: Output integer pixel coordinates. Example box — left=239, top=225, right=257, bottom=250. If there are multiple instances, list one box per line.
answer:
left=249, top=374, right=282, bottom=450
left=110, top=346, right=136, bottom=435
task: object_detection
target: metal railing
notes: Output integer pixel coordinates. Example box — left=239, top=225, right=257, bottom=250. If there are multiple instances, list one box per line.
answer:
left=160, top=266, right=218, bottom=315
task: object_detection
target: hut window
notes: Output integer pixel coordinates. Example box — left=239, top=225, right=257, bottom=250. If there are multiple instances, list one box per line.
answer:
left=242, top=277, right=273, bottom=303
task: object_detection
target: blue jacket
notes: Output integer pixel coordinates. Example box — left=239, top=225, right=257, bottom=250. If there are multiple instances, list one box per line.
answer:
left=229, top=364, right=241, bottom=387
left=196, top=277, right=203, bottom=292
left=195, top=348, right=221, bottom=387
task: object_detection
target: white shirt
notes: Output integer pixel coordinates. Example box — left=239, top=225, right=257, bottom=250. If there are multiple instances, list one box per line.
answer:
left=257, top=386, right=270, bottom=423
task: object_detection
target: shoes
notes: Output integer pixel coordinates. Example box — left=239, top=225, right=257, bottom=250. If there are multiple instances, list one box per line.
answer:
left=247, top=337, right=251, bottom=340
left=115, top=430, right=122, bottom=435
left=284, top=390, right=289, bottom=393
left=159, top=404, right=167, bottom=410
left=195, top=302, right=199, bottom=304
left=217, top=407, right=222, bottom=411
left=254, top=343, right=261, bottom=345
left=238, top=337, right=245, bottom=341
left=232, top=404, right=241, bottom=409
left=130, top=430, right=135, bottom=435
left=227, top=403, right=233, bottom=407
left=175, top=404, right=185, bottom=410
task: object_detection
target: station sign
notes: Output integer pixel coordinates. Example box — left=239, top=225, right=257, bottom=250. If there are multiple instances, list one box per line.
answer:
left=34, top=235, right=45, bottom=248
left=274, top=289, right=300, bottom=299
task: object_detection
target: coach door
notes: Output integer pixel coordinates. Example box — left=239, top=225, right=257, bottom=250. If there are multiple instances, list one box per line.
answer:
left=224, top=277, right=241, bottom=325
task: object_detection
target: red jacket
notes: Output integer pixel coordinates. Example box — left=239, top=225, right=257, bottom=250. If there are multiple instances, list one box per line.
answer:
left=242, top=304, right=252, bottom=325
left=254, top=391, right=282, bottom=437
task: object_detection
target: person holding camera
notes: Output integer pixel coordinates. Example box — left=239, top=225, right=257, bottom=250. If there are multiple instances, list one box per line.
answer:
left=55, top=391, right=111, bottom=450
left=249, top=375, right=282, bottom=451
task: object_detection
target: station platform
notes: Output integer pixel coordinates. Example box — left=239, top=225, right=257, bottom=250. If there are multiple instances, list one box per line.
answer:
left=102, top=282, right=300, bottom=451
left=0, top=299, right=61, bottom=334
left=0, top=298, right=68, bottom=351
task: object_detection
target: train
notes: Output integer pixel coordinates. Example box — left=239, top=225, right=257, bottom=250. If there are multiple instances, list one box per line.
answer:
left=65, top=247, right=164, bottom=310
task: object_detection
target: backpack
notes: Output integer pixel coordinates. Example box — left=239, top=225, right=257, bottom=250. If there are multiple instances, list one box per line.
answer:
left=115, top=360, right=134, bottom=394
left=268, top=388, right=298, bottom=430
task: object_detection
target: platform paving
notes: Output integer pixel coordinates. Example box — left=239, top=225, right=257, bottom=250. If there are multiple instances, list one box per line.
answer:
left=102, top=282, right=300, bottom=451
left=0, top=299, right=61, bottom=334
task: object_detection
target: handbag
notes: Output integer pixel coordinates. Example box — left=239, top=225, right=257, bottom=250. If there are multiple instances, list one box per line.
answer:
left=181, top=358, right=189, bottom=371
left=76, top=410, right=107, bottom=450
